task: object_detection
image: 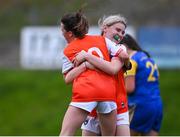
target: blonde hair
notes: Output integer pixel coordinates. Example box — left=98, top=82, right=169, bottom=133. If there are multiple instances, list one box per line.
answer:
left=98, top=14, right=127, bottom=32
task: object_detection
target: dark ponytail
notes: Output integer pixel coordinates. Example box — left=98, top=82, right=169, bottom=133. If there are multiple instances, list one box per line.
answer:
left=61, top=10, right=89, bottom=39
left=120, top=34, right=151, bottom=58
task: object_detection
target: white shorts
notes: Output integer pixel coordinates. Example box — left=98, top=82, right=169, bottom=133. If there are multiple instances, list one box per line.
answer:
left=117, top=111, right=129, bottom=125
left=81, top=111, right=129, bottom=134
left=81, top=115, right=101, bottom=135
left=70, top=101, right=117, bottom=113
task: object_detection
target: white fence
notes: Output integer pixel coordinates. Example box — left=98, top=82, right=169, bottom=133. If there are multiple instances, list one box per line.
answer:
left=20, top=26, right=135, bottom=69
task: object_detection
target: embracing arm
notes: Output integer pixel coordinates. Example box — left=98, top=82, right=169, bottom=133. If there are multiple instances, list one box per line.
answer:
left=64, top=62, right=86, bottom=84
left=64, top=61, right=96, bottom=84
left=83, top=53, right=124, bottom=75
left=73, top=42, right=128, bottom=75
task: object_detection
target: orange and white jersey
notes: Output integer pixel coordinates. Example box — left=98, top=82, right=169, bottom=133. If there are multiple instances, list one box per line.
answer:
left=111, top=44, right=128, bottom=114
left=62, top=37, right=125, bottom=74
left=116, top=69, right=128, bottom=114
left=62, top=35, right=122, bottom=102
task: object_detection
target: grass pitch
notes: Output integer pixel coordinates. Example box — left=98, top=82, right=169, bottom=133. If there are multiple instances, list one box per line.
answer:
left=0, top=69, right=179, bottom=135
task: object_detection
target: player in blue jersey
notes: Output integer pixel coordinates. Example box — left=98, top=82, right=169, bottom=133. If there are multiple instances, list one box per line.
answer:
left=121, top=34, right=163, bottom=136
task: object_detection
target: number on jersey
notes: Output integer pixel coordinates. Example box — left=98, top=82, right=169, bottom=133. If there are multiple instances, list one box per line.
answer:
left=146, top=61, right=159, bottom=82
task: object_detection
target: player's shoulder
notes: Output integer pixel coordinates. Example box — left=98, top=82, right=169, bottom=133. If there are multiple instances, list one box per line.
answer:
left=63, top=45, right=70, bottom=55
left=83, top=35, right=105, bottom=45
left=85, top=35, right=104, bottom=40
left=132, top=51, right=146, bottom=60
left=63, top=40, right=80, bottom=52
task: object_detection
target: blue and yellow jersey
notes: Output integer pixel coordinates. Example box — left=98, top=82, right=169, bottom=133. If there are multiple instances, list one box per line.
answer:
left=125, top=51, right=161, bottom=104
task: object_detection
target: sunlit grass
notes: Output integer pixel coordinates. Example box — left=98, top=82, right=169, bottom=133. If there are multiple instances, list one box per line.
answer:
left=0, top=69, right=180, bottom=135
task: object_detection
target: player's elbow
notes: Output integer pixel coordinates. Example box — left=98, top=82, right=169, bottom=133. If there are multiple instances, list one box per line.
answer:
left=107, top=67, right=119, bottom=75
left=63, top=75, right=73, bottom=84
left=126, top=85, right=135, bottom=94
left=64, top=78, right=72, bottom=84
left=111, top=62, right=122, bottom=75
left=125, top=81, right=135, bottom=94
left=111, top=67, right=119, bottom=75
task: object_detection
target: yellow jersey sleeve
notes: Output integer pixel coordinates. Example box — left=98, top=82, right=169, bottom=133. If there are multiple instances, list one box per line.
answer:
left=124, top=59, right=137, bottom=77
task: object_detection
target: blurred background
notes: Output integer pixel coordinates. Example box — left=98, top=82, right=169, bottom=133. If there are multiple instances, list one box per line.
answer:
left=0, top=0, right=180, bottom=135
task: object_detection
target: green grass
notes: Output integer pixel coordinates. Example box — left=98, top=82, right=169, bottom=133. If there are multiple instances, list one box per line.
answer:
left=159, top=69, right=180, bottom=135
left=0, top=69, right=71, bottom=135
left=0, top=69, right=180, bottom=135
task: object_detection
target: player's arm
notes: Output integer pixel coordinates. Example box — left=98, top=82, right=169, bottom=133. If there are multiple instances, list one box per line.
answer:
left=74, top=50, right=123, bottom=75
left=73, top=38, right=129, bottom=75
left=62, top=54, right=86, bottom=84
left=73, top=38, right=130, bottom=75
left=64, top=61, right=96, bottom=84
left=73, top=48, right=126, bottom=75
left=125, top=76, right=135, bottom=94
left=86, top=55, right=124, bottom=75
left=63, top=62, right=86, bottom=84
